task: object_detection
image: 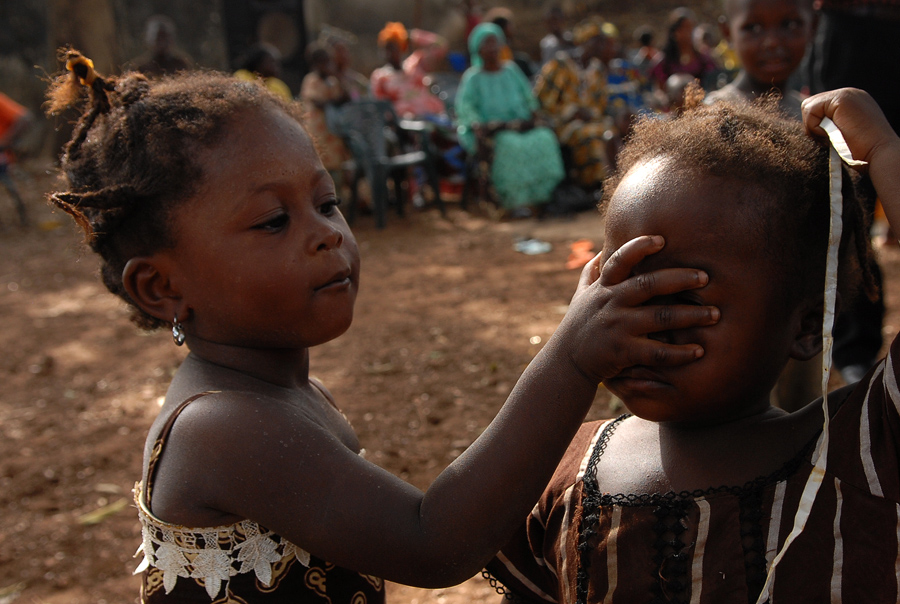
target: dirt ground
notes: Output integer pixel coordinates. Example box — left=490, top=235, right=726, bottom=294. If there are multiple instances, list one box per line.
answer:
left=2, top=161, right=899, bottom=604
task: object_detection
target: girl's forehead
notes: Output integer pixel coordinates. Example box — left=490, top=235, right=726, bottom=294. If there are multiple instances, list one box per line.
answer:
left=605, top=158, right=763, bottom=245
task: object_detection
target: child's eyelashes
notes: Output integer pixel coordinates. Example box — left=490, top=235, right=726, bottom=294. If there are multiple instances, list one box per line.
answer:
left=252, top=212, right=290, bottom=233
left=319, top=197, right=342, bottom=217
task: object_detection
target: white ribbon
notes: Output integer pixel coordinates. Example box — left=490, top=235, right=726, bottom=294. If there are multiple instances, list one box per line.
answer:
left=754, top=117, right=864, bottom=603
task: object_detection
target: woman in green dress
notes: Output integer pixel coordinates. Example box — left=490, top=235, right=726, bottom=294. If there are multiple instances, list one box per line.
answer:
left=455, top=23, right=565, bottom=211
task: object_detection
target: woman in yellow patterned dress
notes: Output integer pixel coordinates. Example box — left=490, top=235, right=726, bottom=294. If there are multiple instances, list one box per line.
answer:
left=534, top=19, right=614, bottom=191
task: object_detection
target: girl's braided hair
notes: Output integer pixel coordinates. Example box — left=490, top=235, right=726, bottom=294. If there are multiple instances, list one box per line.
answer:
left=600, top=88, right=879, bottom=307
left=46, top=48, right=302, bottom=330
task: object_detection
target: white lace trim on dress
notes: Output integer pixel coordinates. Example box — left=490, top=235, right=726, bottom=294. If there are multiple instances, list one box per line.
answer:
left=133, top=482, right=311, bottom=599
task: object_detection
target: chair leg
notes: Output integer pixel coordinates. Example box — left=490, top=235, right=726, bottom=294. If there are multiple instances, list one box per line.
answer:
left=392, top=170, right=406, bottom=217
left=372, top=166, right=390, bottom=229
left=424, top=159, right=445, bottom=217
left=461, top=157, right=478, bottom=210
left=345, top=169, right=361, bottom=225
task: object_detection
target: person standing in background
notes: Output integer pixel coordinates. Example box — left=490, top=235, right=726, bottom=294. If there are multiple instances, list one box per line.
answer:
left=129, top=15, right=193, bottom=77
left=806, top=0, right=898, bottom=385
left=540, top=6, right=574, bottom=64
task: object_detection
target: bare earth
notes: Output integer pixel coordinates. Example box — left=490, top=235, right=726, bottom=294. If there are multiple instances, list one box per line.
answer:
left=2, top=163, right=899, bottom=604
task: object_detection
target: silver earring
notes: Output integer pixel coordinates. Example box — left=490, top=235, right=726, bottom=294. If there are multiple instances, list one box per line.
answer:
left=172, top=316, right=185, bottom=346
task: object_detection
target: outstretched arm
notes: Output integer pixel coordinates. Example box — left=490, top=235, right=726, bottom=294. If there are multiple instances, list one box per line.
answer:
left=169, top=237, right=717, bottom=588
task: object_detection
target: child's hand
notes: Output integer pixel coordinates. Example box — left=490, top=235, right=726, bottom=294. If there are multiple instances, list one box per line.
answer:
left=802, top=88, right=900, bottom=167
left=559, top=235, right=718, bottom=384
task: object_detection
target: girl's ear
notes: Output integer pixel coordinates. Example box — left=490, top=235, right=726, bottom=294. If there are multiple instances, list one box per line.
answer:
left=122, top=255, right=183, bottom=324
left=790, top=293, right=841, bottom=361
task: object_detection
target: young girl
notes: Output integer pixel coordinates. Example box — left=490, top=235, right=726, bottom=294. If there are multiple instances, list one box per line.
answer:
left=45, top=51, right=719, bottom=602
left=484, top=89, right=900, bottom=602
left=299, top=42, right=351, bottom=176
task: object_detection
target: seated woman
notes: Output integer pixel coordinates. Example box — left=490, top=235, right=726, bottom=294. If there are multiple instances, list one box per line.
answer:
left=455, top=23, right=565, bottom=212
left=534, top=18, right=614, bottom=192
left=370, top=22, right=448, bottom=120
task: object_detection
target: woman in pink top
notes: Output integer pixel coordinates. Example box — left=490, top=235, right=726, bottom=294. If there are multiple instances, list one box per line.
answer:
left=369, top=22, right=448, bottom=119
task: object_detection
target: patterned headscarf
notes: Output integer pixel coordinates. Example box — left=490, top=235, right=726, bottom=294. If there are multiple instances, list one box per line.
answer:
left=378, top=22, right=409, bottom=52
left=573, top=17, right=611, bottom=45
left=467, top=22, right=506, bottom=68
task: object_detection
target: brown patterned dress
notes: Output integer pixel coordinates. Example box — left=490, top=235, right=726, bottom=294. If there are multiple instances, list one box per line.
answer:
left=134, top=394, right=385, bottom=604
left=486, top=336, right=900, bottom=603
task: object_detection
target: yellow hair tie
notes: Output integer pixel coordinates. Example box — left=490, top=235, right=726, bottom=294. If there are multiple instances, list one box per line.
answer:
left=66, top=56, right=97, bottom=86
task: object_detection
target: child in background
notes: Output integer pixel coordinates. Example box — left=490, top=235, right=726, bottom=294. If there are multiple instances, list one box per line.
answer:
left=46, top=50, right=718, bottom=603
left=705, top=0, right=814, bottom=119
left=320, top=27, right=370, bottom=102
left=485, top=88, right=900, bottom=602
left=299, top=42, right=351, bottom=177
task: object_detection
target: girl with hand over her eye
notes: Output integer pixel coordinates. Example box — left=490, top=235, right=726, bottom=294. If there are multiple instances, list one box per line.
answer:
left=485, top=87, right=900, bottom=603
left=45, top=51, right=716, bottom=603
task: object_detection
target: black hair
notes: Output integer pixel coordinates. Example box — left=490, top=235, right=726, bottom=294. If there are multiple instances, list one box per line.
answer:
left=235, top=43, right=280, bottom=74
left=45, top=48, right=303, bottom=330
left=634, top=25, right=655, bottom=47
left=600, top=90, right=878, bottom=306
left=661, top=7, right=696, bottom=64
left=305, top=41, right=331, bottom=67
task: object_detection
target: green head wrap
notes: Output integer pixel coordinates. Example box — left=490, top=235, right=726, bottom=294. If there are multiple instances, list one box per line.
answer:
left=468, top=22, right=506, bottom=68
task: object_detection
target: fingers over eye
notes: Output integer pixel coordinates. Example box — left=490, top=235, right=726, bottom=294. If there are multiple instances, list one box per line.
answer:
left=617, top=267, right=709, bottom=306
left=599, top=235, right=664, bottom=286
left=631, top=304, right=720, bottom=333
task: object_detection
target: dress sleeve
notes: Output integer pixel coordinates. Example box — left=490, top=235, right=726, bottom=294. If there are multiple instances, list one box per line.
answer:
left=827, top=333, right=900, bottom=503
left=454, top=69, right=480, bottom=152
left=505, top=62, right=539, bottom=114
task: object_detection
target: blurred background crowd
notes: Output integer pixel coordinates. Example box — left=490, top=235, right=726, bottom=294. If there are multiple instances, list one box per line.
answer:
left=0, top=0, right=896, bottom=386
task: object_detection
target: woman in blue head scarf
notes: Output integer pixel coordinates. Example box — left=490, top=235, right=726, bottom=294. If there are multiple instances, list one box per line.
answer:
left=455, top=22, right=564, bottom=212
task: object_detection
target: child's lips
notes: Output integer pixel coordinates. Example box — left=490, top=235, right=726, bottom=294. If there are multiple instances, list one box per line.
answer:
left=756, top=57, right=792, bottom=75
left=315, top=268, right=352, bottom=291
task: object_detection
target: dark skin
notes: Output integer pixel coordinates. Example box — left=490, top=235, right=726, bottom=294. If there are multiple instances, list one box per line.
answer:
left=121, top=104, right=719, bottom=587
left=479, top=34, right=502, bottom=72
left=674, top=17, right=698, bottom=63
left=593, top=90, right=900, bottom=494
left=384, top=40, right=404, bottom=70
left=721, top=0, right=813, bottom=96
left=307, top=55, right=349, bottom=110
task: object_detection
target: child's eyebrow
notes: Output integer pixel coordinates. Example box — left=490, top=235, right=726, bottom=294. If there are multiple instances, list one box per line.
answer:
left=246, top=168, right=332, bottom=196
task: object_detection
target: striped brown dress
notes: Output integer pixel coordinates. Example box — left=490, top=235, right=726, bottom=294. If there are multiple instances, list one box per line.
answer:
left=485, top=338, right=900, bottom=603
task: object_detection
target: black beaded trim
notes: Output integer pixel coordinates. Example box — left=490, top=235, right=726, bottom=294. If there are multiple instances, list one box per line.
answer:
left=575, top=415, right=629, bottom=604
left=574, top=416, right=817, bottom=604
left=481, top=569, right=530, bottom=602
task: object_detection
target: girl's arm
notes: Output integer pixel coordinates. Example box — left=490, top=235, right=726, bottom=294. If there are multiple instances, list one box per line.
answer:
left=802, top=88, right=900, bottom=228
left=162, top=237, right=718, bottom=588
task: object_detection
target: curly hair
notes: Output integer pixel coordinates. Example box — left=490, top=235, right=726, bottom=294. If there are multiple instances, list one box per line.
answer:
left=46, top=48, right=304, bottom=330
left=600, top=91, right=878, bottom=306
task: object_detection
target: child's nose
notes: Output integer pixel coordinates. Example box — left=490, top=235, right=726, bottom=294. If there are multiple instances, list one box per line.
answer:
left=315, top=224, right=343, bottom=252
left=761, top=28, right=780, bottom=49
